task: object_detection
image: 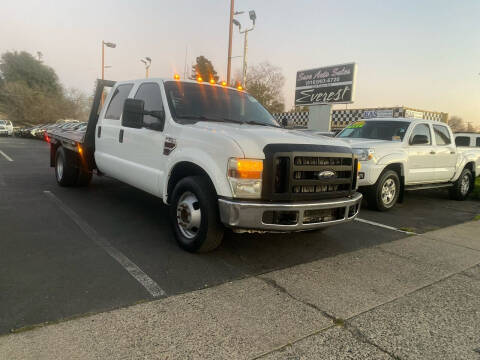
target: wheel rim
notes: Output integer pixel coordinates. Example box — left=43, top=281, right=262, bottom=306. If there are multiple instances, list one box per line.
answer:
left=381, top=178, right=396, bottom=206
left=176, top=191, right=201, bottom=240
left=56, top=156, right=64, bottom=181
left=460, top=174, right=470, bottom=195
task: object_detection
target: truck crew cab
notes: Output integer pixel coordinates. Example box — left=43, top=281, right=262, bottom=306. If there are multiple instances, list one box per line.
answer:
left=336, top=118, right=480, bottom=211
left=48, top=79, right=362, bottom=252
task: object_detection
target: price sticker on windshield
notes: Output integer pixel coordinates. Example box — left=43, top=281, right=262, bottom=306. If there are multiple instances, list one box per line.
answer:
left=347, top=121, right=365, bottom=129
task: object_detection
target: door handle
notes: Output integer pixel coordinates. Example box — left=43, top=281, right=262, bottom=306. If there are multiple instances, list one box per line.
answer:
left=450, top=151, right=455, bottom=154
left=430, top=151, right=436, bottom=154
left=119, top=129, right=124, bottom=143
left=97, top=126, right=101, bottom=138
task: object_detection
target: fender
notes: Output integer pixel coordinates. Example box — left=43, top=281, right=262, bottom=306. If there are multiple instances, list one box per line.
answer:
left=371, top=151, right=408, bottom=182
left=451, top=151, right=479, bottom=182
left=162, top=146, right=243, bottom=204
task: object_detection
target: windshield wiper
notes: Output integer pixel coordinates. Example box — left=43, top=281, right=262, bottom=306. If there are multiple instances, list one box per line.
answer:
left=177, top=115, right=243, bottom=124
left=244, top=120, right=280, bottom=128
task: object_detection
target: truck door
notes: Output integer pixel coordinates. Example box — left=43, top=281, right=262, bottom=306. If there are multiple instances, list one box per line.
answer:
left=118, top=81, right=167, bottom=196
left=95, top=83, right=134, bottom=179
left=432, top=124, right=456, bottom=181
left=406, top=123, right=437, bottom=183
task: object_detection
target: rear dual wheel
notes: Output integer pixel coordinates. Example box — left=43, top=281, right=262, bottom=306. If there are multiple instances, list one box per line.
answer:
left=55, top=147, right=92, bottom=187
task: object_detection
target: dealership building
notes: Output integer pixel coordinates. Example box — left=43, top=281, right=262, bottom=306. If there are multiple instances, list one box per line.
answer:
left=274, top=106, right=449, bottom=131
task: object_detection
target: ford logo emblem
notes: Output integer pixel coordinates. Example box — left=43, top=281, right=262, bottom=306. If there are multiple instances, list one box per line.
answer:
left=318, top=170, right=336, bottom=180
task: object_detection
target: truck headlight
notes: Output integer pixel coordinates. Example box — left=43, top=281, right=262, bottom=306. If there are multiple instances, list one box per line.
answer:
left=353, top=148, right=375, bottom=161
left=227, top=158, right=263, bottom=198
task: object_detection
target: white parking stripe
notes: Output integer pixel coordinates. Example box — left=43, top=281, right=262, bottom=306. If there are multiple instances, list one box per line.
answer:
left=44, top=190, right=166, bottom=298
left=355, top=217, right=417, bottom=235
left=0, top=149, right=13, bottom=162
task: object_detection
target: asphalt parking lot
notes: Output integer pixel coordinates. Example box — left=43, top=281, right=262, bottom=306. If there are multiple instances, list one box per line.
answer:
left=1, top=137, right=480, bottom=335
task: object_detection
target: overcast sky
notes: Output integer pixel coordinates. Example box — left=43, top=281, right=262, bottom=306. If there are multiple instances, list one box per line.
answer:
left=1, top=0, right=479, bottom=124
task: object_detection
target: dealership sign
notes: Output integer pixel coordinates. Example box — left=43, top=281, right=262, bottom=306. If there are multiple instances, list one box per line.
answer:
left=362, top=109, right=394, bottom=119
left=295, top=63, right=357, bottom=106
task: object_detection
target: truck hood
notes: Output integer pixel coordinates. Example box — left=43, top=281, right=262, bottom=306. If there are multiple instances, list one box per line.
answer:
left=337, top=138, right=403, bottom=149
left=191, top=122, right=351, bottom=157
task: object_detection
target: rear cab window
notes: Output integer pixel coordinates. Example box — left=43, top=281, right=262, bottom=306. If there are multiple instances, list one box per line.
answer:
left=105, top=84, right=134, bottom=120
left=476, top=137, right=480, bottom=147
left=433, top=125, right=451, bottom=145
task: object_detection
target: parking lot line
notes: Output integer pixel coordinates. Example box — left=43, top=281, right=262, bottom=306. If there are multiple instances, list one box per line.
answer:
left=44, top=190, right=166, bottom=298
left=0, top=149, right=13, bottom=161
left=355, top=217, right=417, bottom=235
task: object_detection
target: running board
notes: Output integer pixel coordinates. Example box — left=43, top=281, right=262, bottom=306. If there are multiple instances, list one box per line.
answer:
left=405, top=183, right=453, bottom=191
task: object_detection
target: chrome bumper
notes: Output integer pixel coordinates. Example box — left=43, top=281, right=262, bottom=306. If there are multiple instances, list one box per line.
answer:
left=218, top=192, right=363, bottom=232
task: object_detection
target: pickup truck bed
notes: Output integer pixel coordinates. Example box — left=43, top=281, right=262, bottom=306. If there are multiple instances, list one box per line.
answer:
left=47, top=80, right=115, bottom=171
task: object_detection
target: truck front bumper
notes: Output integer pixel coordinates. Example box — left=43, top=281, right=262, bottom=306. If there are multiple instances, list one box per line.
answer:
left=218, top=192, right=363, bottom=232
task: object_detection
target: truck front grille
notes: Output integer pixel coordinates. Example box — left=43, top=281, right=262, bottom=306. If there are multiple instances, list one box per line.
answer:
left=262, top=144, right=356, bottom=202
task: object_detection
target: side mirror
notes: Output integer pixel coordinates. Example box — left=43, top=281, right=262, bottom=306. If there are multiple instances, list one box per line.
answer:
left=410, top=134, right=429, bottom=145
left=122, top=99, right=144, bottom=129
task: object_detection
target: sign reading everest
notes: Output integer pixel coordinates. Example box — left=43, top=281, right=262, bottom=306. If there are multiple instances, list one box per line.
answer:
left=295, top=63, right=357, bottom=106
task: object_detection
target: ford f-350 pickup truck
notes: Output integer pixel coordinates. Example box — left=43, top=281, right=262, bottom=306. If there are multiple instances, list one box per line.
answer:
left=336, top=118, right=480, bottom=211
left=47, top=79, right=362, bottom=252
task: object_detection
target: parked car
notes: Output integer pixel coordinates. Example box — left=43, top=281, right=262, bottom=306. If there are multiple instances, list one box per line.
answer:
left=47, top=79, right=363, bottom=252
left=336, top=118, right=480, bottom=211
left=0, top=120, right=13, bottom=136
left=454, top=132, right=480, bottom=148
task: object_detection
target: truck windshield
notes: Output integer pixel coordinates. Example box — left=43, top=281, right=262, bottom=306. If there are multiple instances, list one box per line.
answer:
left=337, top=120, right=410, bottom=141
left=164, top=81, right=280, bottom=127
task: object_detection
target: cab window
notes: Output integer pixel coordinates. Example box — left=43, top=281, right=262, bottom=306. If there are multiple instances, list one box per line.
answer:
left=476, top=137, right=480, bottom=147
left=433, top=125, right=451, bottom=145
left=134, top=83, right=164, bottom=127
left=105, top=84, right=133, bottom=120
left=409, top=124, right=431, bottom=145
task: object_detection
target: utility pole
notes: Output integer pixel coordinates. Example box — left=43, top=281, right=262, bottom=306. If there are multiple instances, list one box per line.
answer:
left=232, top=10, right=256, bottom=86
left=227, top=0, right=234, bottom=85
left=141, top=57, right=152, bottom=78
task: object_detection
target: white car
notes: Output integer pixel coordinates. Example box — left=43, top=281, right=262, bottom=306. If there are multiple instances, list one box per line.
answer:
left=454, top=132, right=480, bottom=148
left=47, top=78, right=363, bottom=252
left=0, top=120, right=13, bottom=136
left=337, top=118, right=480, bottom=211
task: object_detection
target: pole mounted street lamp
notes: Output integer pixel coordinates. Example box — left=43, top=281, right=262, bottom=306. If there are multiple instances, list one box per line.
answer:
left=101, top=41, right=116, bottom=105
left=141, top=57, right=152, bottom=78
left=233, top=10, right=256, bottom=87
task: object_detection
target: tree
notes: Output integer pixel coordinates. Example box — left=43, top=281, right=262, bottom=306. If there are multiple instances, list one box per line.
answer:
left=0, top=50, right=88, bottom=126
left=190, top=56, right=219, bottom=82
left=448, top=116, right=466, bottom=132
left=245, top=62, right=285, bottom=113
left=0, top=51, right=60, bottom=94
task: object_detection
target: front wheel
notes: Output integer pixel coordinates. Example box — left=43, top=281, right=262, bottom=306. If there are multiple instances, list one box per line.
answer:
left=449, top=168, right=472, bottom=201
left=366, top=170, right=400, bottom=211
left=170, top=176, right=224, bottom=253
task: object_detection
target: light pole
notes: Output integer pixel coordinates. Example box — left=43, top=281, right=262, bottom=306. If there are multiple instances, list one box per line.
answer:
left=227, top=0, right=235, bottom=85
left=101, top=41, right=116, bottom=105
left=233, top=10, right=256, bottom=87
left=102, top=41, right=116, bottom=80
left=141, top=57, right=152, bottom=78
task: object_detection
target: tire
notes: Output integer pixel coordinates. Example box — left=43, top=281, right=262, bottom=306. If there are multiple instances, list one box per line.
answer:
left=366, top=170, right=400, bottom=211
left=55, top=147, right=78, bottom=186
left=449, top=168, right=472, bottom=201
left=170, top=176, right=224, bottom=253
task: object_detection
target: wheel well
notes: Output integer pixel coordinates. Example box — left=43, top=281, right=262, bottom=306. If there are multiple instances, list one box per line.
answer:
left=465, top=161, right=475, bottom=175
left=384, top=163, right=405, bottom=202
left=167, top=162, right=216, bottom=203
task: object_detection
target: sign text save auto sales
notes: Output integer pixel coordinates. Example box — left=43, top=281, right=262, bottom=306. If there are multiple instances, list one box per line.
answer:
left=295, top=63, right=356, bottom=106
